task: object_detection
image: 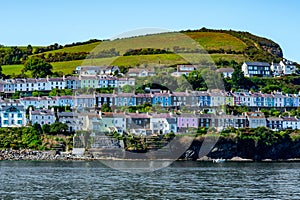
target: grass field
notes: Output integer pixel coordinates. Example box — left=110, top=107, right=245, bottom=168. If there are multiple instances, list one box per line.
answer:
left=35, top=42, right=101, bottom=56
left=2, top=64, right=24, bottom=75
left=36, top=31, right=247, bottom=56
left=2, top=53, right=247, bottom=77
left=185, top=32, right=246, bottom=51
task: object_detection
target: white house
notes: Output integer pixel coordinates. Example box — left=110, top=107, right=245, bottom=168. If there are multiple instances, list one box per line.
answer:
left=73, top=94, right=95, bottom=110
left=216, top=68, right=234, bottom=78
left=273, top=91, right=285, bottom=107
left=150, top=113, right=177, bottom=134
left=100, top=112, right=127, bottom=134
left=279, top=59, right=297, bottom=75
left=171, top=64, right=196, bottom=77
left=210, top=90, right=226, bottom=107
left=242, top=62, right=271, bottom=77
left=20, top=96, right=59, bottom=109
left=127, top=68, right=155, bottom=77
left=76, top=66, right=120, bottom=75
left=0, top=104, right=26, bottom=127
left=270, top=62, right=283, bottom=76
left=116, top=78, right=135, bottom=88
left=282, top=117, right=300, bottom=130
left=29, top=108, right=56, bottom=125
left=245, top=112, right=266, bottom=128
left=58, top=111, right=81, bottom=132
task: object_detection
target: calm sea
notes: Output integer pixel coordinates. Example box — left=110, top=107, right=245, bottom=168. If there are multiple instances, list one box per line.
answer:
left=0, top=160, right=300, bottom=199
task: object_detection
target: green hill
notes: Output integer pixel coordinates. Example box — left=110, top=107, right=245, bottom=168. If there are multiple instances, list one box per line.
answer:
left=1, top=28, right=283, bottom=76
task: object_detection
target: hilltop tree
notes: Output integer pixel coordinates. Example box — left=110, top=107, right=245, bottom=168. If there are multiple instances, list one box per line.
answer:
left=231, top=67, right=247, bottom=89
left=0, top=65, right=3, bottom=78
left=24, top=57, right=53, bottom=78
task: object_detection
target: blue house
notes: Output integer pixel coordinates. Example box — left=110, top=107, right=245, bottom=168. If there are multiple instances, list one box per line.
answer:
left=114, top=93, right=136, bottom=107
left=152, top=93, right=172, bottom=107
left=58, top=96, right=74, bottom=107
left=284, top=94, right=296, bottom=107
left=196, top=91, right=211, bottom=107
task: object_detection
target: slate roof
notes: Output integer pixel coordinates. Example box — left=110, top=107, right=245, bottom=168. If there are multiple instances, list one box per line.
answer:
left=244, top=62, right=270, bottom=67
left=216, top=68, right=234, bottom=73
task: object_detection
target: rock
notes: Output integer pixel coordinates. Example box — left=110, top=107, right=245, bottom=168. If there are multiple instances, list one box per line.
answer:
left=229, top=156, right=253, bottom=162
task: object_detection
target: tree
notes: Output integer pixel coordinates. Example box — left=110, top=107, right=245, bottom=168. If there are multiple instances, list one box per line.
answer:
left=32, top=90, right=40, bottom=97
left=122, top=85, right=134, bottom=93
left=0, top=65, right=3, bottom=78
left=101, top=103, right=112, bottom=112
left=49, top=88, right=58, bottom=96
left=42, top=124, right=51, bottom=134
left=49, top=122, right=68, bottom=135
left=24, top=57, right=53, bottom=78
left=32, top=123, right=43, bottom=134
left=261, top=85, right=281, bottom=93
left=231, top=67, right=247, bottom=89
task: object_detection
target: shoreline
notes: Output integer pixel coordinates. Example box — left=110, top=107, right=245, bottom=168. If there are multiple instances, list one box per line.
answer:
left=1, top=150, right=300, bottom=162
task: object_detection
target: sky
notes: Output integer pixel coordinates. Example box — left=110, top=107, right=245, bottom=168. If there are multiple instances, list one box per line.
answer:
left=0, top=0, right=299, bottom=62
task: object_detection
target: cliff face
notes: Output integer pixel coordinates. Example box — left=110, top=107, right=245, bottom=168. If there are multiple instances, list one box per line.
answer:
left=261, top=45, right=283, bottom=58
left=182, top=136, right=300, bottom=161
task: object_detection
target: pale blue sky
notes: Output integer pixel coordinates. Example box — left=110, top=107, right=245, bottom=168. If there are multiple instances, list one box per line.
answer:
left=0, top=0, right=299, bottom=61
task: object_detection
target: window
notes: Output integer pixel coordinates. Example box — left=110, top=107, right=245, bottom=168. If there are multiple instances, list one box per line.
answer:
left=4, top=120, right=8, bottom=125
left=3, top=113, right=8, bottom=118
left=18, top=113, right=22, bottom=118
left=17, top=120, right=22, bottom=125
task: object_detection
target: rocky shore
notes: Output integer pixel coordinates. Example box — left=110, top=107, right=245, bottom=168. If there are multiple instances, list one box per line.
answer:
left=0, top=149, right=92, bottom=161
left=2, top=149, right=300, bottom=162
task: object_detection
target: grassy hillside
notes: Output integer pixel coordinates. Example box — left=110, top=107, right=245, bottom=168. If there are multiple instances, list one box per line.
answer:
left=38, top=41, right=101, bottom=55
left=184, top=32, right=246, bottom=51
left=36, top=31, right=247, bottom=55
left=1, top=28, right=283, bottom=77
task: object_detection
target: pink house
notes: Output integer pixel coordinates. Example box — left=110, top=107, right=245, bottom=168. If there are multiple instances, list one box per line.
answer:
left=177, top=113, right=199, bottom=129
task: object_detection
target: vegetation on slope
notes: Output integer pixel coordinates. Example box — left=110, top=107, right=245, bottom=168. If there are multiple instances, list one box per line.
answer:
left=1, top=28, right=283, bottom=73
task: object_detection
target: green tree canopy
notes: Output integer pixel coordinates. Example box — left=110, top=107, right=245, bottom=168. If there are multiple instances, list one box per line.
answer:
left=122, top=85, right=134, bottom=93
left=49, top=122, right=68, bottom=135
left=101, top=103, right=112, bottom=112
left=24, top=57, right=53, bottom=78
